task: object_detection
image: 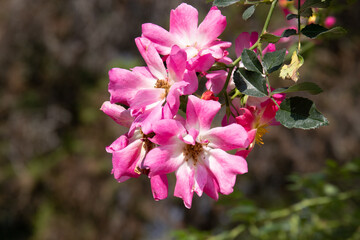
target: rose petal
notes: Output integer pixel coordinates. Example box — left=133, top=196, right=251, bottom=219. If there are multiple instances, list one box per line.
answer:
left=205, top=70, right=227, bottom=95
left=112, top=139, right=143, bottom=181
left=129, top=88, right=164, bottom=111
left=203, top=176, right=219, bottom=200
left=193, top=163, right=208, bottom=197
left=135, top=37, right=167, bottom=80
left=186, top=95, right=221, bottom=132
left=101, top=101, right=134, bottom=128
left=144, top=144, right=185, bottom=177
left=235, top=108, right=255, bottom=131
left=150, top=174, right=168, bottom=201
left=204, top=148, right=248, bottom=195
left=174, top=162, right=195, bottom=209
left=202, top=123, right=249, bottom=151
left=142, top=23, right=174, bottom=55
left=235, top=32, right=258, bottom=57
left=169, top=3, right=198, bottom=46
left=151, top=119, right=187, bottom=145
left=167, top=45, right=187, bottom=83
left=108, top=68, right=150, bottom=105
left=197, top=6, right=227, bottom=48
left=106, top=135, right=129, bottom=153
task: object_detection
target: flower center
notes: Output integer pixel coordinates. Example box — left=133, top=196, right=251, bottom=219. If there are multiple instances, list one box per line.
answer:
left=134, top=131, right=156, bottom=175
left=255, top=124, right=268, bottom=145
left=142, top=132, right=156, bottom=152
left=134, top=167, right=150, bottom=175
left=154, top=79, right=170, bottom=99
left=183, top=142, right=203, bottom=164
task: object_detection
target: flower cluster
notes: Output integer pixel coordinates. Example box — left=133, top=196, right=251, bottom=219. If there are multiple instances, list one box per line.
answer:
left=101, top=3, right=284, bottom=208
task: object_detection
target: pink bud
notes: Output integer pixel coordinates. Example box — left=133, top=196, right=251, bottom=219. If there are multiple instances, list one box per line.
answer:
left=325, top=16, right=336, bottom=28
left=201, top=90, right=219, bottom=101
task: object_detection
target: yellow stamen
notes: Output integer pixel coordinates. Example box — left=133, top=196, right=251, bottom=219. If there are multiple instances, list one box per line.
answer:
left=134, top=167, right=150, bottom=175
left=255, top=125, right=269, bottom=145
left=183, top=142, right=204, bottom=164
left=134, top=130, right=156, bottom=175
left=308, top=15, right=317, bottom=24
left=134, top=167, right=141, bottom=175
left=154, top=79, right=170, bottom=99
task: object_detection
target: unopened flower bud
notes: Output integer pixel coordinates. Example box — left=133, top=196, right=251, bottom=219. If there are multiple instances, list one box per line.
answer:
left=325, top=16, right=336, bottom=28
left=201, top=90, right=219, bottom=101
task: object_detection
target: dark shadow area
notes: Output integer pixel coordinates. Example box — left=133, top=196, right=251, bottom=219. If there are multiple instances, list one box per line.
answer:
left=0, top=0, right=359, bottom=239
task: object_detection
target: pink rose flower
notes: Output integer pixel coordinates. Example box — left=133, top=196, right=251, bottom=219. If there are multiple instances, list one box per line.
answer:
left=142, top=3, right=231, bottom=72
left=143, top=96, right=249, bottom=208
left=235, top=31, right=276, bottom=57
left=201, top=90, right=219, bottom=101
left=235, top=32, right=258, bottom=57
left=235, top=93, right=285, bottom=149
left=101, top=101, right=168, bottom=201
left=108, top=37, right=198, bottom=134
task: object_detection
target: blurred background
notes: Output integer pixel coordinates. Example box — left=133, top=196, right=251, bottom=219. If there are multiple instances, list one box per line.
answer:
left=1, top=0, right=360, bottom=239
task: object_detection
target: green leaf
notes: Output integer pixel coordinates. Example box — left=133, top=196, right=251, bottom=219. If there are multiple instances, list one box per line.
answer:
left=301, top=24, right=346, bottom=39
left=241, top=49, right=263, bottom=74
left=317, top=26, right=347, bottom=38
left=213, top=0, right=241, bottom=7
left=301, top=24, right=328, bottom=38
left=286, top=14, right=298, bottom=20
left=280, top=52, right=304, bottom=82
left=300, top=0, right=332, bottom=13
left=260, top=33, right=281, bottom=43
left=275, top=97, right=329, bottom=129
left=272, top=82, right=323, bottom=95
left=281, top=29, right=297, bottom=37
left=233, top=68, right=268, bottom=97
left=242, top=5, right=256, bottom=20
left=262, top=49, right=286, bottom=73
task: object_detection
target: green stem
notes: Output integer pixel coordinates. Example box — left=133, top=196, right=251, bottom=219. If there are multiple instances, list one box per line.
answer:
left=216, top=0, right=279, bottom=120
left=270, top=96, right=280, bottom=109
left=261, top=0, right=278, bottom=36
left=229, top=0, right=279, bottom=68
left=265, top=76, right=272, bottom=97
left=216, top=66, right=234, bottom=98
left=284, top=41, right=314, bottom=62
left=297, top=0, right=301, bottom=52
left=231, top=89, right=241, bottom=100
left=224, top=91, right=236, bottom=119
left=208, top=225, right=246, bottom=240
left=262, top=191, right=357, bottom=222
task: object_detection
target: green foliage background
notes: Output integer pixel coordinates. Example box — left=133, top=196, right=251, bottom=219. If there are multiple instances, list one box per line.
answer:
left=174, top=159, right=360, bottom=240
